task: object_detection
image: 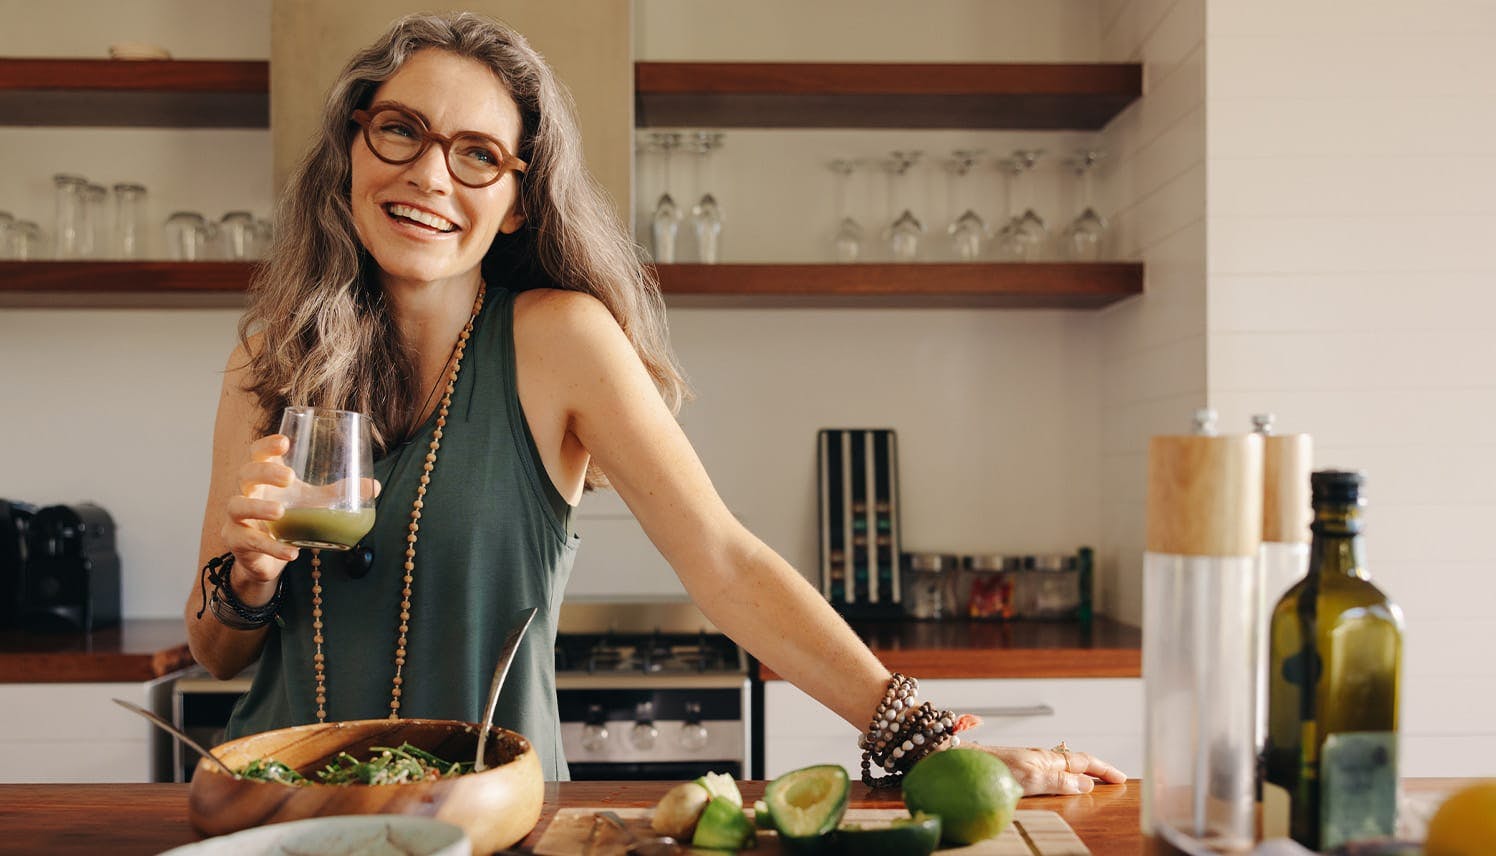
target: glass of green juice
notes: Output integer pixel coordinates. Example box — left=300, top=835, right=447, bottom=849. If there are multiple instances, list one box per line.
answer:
left=267, top=406, right=376, bottom=550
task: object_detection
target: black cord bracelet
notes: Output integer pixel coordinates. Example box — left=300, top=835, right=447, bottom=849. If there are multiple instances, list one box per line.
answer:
left=196, top=552, right=286, bottom=630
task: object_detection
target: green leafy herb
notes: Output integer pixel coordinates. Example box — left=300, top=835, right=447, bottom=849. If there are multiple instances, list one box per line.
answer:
left=235, top=742, right=473, bottom=787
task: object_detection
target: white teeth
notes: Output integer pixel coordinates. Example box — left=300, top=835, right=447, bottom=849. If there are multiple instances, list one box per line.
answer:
left=385, top=203, right=456, bottom=232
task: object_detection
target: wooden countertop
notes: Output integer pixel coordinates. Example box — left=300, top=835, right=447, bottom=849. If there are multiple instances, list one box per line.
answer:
left=0, top=779, right=1464, bottom=855
left=0, top=618, right=194, bottom=682
left=757, top=617, right=1141, bottom=680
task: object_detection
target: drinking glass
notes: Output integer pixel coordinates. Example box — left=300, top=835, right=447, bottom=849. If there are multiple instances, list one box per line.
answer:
left=994, top=156, right=1045, bottom=260
left=646, top=132, right=683, bottom=263
left=829, top=159, right=863, bottom=262
left=219, top=211, right=256, bottom=260
left=52, top=174, right=88, bottom=259
left=0, top=211, right=12, bottom=260
left=253, top=218, right=274, bottom=259
left=688, top=131, right=725, bottom=264
left=164, top=211, right=209, bottom=261
left=1061, top=151, right=1107, bottom=261
left=11, top=221, right=41, bottom=260
left=80, top=184, right=107, bottom=258
left=266, top=406, right=376, bottom=551
left=1011, top=149, right=1048, bottom=259
left=944, top=149, right=987, bottom=260
left=113, top=183, right=147, bottom=259
left=883, top=150, right=924, bottom=261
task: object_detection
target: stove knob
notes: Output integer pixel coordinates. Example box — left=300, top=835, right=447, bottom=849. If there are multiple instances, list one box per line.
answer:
left=581, top=704, right=609, bottom=752
left=679, top=701, right=709, bottom=751
left=631, top=700, right=659, bottom=750
left=581, top=722, right=610, bottom=752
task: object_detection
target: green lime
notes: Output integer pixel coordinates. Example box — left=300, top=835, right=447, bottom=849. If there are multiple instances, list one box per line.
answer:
left=902, top=748, right=1022, bottom=845
left=832, top=812, right=941, bottom=855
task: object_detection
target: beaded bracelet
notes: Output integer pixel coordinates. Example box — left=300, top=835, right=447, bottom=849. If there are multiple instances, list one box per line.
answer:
left=195, top=552, right=286, bottom=631
left=859, top=673, right=964, bottom=788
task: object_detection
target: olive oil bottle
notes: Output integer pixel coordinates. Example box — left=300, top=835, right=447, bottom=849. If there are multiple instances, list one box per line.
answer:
left=1264, top=470, right=1403, bottom=850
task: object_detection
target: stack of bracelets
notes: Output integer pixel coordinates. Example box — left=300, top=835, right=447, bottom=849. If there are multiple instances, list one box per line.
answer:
left=195, top=552, right=286, bottom=631
left=858, top=672, right=977, bottom=787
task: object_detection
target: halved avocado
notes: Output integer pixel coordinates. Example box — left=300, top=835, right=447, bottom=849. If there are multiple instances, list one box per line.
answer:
left=832, top=812, right=941, bottom=856
left=692, top=796, right=757, bottom=851
left=763, top=764, right=851, bottom=854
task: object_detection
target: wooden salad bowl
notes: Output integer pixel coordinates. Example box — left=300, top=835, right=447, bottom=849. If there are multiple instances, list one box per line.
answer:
left=188, top=718, right=544, bottom=854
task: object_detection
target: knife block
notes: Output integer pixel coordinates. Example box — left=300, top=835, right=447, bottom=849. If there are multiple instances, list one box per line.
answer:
left=817, top=428, right=902, bottom=620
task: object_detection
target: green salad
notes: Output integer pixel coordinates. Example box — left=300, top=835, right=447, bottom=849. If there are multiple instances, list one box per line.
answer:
left=236, top=742, right=473, bottom=786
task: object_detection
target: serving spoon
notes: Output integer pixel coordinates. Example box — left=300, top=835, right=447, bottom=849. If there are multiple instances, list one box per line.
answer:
left=473, top=605, right=539, bottom=773
left=113, top=697, right=240, bottom=778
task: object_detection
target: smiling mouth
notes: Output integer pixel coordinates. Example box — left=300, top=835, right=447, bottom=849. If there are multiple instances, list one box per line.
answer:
left=384, top=203, right=459, bottom=233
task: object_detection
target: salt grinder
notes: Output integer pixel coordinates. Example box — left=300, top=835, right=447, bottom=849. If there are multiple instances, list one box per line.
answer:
left=1142, top=409, right=1263, bottom=853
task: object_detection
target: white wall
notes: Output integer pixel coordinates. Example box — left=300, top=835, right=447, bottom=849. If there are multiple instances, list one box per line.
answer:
left=1094, top=0, right=1208, bottom=624
left=1204, top=0, right=1496, bottom=777
left=1, top=0, right=1111, bottom=615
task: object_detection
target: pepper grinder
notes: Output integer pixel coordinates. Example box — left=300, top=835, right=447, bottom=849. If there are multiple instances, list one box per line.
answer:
left=1142, top=408, right=1263, bottom=853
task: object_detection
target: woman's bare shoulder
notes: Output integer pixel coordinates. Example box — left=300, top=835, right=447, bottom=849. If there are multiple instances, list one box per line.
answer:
left=512, top=287, right=619, bottom=339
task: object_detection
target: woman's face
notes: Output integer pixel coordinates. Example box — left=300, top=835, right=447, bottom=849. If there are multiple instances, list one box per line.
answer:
left=350, top=48, right=526, bottom=290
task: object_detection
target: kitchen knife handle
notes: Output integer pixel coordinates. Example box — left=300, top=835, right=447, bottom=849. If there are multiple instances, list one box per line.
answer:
left=964, top=703, right=1056, bottom=718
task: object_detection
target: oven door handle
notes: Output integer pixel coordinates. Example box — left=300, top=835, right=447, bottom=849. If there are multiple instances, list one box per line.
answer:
left=964, top=704, right=1055, bottom=718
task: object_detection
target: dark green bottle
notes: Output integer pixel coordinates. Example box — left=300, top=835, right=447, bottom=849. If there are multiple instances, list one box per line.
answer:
left=1264, top=471, right=1403, bottom=850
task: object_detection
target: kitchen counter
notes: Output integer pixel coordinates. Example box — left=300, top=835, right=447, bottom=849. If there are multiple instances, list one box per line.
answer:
left=0, top=618, right=194, bottom=682
left=757, top=617, right=1141, bottom=680
left=0, top=779, right=1465, bottom=854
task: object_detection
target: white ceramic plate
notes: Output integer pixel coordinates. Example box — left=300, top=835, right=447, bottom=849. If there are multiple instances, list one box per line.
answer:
left=157, top=815, right=471, bottom=856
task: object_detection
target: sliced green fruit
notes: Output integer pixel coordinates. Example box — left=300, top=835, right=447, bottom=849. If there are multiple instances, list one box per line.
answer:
left=832, top=812, right=941, bottom=856
left=691, top=796, right=757, bottom=851
left=764, top=764, right=851, bottom=854
left=696, top=771, right=744, bottom=808
left=902, top=747, right=1022, bottom=845
left=752, top=799, right=774, bottom=830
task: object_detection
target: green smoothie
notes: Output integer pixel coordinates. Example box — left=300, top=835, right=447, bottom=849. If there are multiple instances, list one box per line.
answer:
left=270, top=507, right=375, bottom=550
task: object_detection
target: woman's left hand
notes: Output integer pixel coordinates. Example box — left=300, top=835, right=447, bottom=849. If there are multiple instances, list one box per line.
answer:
left=969, top=742, right=1128, bottom=795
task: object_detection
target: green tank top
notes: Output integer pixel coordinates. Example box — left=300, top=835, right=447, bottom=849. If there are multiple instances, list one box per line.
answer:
left=226, top=289, right=580, bottom=781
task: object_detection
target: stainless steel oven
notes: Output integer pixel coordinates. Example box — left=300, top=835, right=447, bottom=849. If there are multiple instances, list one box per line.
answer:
left=171, top=663, right=255, bottom=782
left=556, top=602, right=752, bottom=781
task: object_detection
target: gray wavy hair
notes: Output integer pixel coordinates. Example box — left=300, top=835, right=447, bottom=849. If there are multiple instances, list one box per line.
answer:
left=239, top=11, right=686, bottom=489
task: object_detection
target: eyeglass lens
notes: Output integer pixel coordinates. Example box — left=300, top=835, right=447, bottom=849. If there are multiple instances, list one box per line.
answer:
left=365, top=109, right=507, bottom=187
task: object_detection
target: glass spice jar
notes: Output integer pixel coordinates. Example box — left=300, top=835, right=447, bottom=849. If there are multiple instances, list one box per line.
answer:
left=962, top=553, right=1016, bottom=620
left=900, top=552, right=959, bottom=621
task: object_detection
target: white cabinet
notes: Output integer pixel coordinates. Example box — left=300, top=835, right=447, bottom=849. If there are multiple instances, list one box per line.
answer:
left=0, top=676, right=180, bottom=783
left=762, top=677, right=1143, bottom=780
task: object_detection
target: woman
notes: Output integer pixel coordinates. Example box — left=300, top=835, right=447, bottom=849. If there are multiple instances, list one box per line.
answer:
left=184, top=11, right=1123, bottom=794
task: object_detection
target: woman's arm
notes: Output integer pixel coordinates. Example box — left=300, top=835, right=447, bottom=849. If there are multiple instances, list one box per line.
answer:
left=183, top=343, right=299, bottom=679
left=520, top=290, right=889, bottom=727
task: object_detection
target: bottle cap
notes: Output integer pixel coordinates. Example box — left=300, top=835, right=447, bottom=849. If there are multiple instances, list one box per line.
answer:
left=1311, top=470, right=1365, bottom=505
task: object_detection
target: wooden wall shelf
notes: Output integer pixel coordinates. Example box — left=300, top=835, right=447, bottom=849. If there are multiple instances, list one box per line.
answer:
left=0, top=58, right=269, bottom=127
left=635, top=62, right=1142, bottom=129
left=0, top=261, right=1141, bottom=309
left=0, top=59, right=1140, bottom=131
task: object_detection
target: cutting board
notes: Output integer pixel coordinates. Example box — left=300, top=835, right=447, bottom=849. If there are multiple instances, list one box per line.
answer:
left=532, top=807, right=1090, bottom=855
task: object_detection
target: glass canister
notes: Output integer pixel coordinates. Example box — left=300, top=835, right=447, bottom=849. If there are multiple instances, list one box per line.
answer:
left=52, top=173, right=89, bottom=258
left=0, top=211, right=12, bottom=260
left=80, top=183, right=107, bottom=258
left=901, top=552, right=959, bottom=620
left=1142, top=414, right=1264, bottom=853
left=962, top=553, right=1014, bottom=620
left=113, top=183, right=147, bottom=259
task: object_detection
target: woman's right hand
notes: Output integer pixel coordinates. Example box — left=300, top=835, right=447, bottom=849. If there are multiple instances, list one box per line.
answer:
left=220, top=433, right=301, bottom=600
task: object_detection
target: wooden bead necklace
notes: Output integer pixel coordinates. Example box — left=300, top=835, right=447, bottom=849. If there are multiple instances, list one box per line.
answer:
left=308, top=281, right=486, bottom=723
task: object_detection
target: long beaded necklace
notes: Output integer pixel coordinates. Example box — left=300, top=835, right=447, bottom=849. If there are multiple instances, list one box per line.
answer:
left=308, top=281, right=487, bottom=723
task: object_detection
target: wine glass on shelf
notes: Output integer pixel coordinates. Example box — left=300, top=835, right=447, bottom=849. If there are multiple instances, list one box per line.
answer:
left=944, top=149, right=987, bottom=261
left=829, top=158, right=863, bottom=262
left=688, top=131, right=725, bottom=264
left=1060, top=150, right=1108, bottom=261
left=883, top=150, right=924, bottom=261
left=646, top=132, right=683, bottom=263
left=266, top=406, right=376, bottom=551
left=1011, top=149, right=1048, bottom=259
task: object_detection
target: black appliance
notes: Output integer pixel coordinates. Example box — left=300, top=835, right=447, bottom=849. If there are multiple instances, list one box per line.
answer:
left=0, top=499, right=37, bottom=629
left=22, top=503, right=121, bottom=633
